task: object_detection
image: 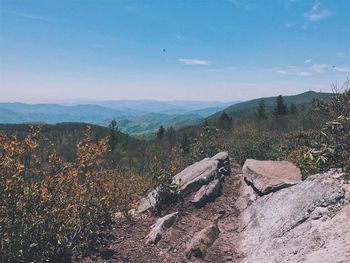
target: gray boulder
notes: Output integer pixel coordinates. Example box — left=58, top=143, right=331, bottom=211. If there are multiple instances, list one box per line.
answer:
left=137, top=187, right=160, bottom=213
left=172, top=151, right=230, bottom=195
left=145, top=212, right=178, bottom=245
left=242, top=159, right=302, bottom=195
left=239, top=172, right=350, bottom=263
left=137, top=152, right=230, bottom=213
left=186, top=221, right=220, bottom=259
left=190, top=179, right=221, bottom=207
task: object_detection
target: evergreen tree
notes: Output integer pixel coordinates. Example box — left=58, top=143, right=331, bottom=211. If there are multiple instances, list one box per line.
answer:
left=156, top=125, right=165, bottom=139
left=218, top=111, right=232, bottom=130
left=274, top=95, right=288, bottom=117
left=257, top=100, right=267, bottom=119
left=180, top=132, right=191, bottom=154
left=109, top=119, right=118, bottom=151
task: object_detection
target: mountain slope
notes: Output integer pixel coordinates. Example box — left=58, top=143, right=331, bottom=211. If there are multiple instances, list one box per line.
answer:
left=117, top=113, right=202, bottom=135
left=210, top=91, right=333, bottom=120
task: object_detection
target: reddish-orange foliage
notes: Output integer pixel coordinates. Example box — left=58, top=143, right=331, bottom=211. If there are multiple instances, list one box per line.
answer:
left=0, top=126, right=150, bottom=262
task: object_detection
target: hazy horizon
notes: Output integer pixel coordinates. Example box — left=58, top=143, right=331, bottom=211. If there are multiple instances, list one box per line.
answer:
left=1, top=0, right=349, bottom=102
left=0, top=89, right=331, bottom=104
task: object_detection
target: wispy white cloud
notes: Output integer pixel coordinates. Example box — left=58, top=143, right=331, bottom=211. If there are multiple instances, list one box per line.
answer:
left=203, top=66, right=237, bottom=72
left=275, top=63, right=335, bottom=77
left=311, top=63, right=328, bottom=73
left=228, top=0, right=241, bottom=6
left=6, top=11, right=46, bottom=21
left=276, top=70, right=288, bottom=75
left=178, top=58, right=210, bottom=66
left=298, top=71, right=313, bottom=76
left=276, top=67, right=313, bottom=76
left=304, top=3, right=332, bottom=22
left=334, top=66, right=350, bottom=73
left=285, top=65, right=298, bottom=70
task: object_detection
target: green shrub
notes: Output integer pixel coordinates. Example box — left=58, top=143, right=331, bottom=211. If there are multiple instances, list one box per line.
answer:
left=288, top=85, right=350, bottom=177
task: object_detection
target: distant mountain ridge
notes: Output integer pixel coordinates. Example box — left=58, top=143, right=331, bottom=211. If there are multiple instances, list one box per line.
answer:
left=0, top=92, right=333, bottom=135
left=0, top=100, right=237, bottom=134
left=63, top=99, right=237, bottom=114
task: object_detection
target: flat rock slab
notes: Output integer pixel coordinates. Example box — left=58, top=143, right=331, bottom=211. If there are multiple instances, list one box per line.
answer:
left=186, top=221, right=220, bottom=260
left=145, top=212, right=178, bottom=244
left=239, top=173, right=350, bottom=263
left=242, top=159, right=302, bottom=195
left=191, top=179, right=221, bottom=208
left=172, top=151, right=229, bottom=195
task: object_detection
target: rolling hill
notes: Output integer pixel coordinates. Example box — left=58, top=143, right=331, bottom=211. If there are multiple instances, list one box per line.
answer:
left=0, top=100, right=236, bottom=135
left=209, top=91, right=333, bottom=120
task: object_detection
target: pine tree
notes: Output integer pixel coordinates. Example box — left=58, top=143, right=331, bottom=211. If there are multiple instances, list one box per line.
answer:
left=218, top=111, right=232, bottom=130
left=274, top=95, right=288, bottom=117
left=257, top=100, right=267, bottom=119
left=156, top=125, right=165, bottom=139
left=109, top=119, right=118, bottom=151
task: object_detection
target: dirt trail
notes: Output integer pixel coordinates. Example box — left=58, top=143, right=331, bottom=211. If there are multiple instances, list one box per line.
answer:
left=82, top=169, right=243, bottom=263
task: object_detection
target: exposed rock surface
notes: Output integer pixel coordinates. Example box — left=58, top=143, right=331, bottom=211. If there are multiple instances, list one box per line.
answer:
left=137, top=187, right=160, bottom=213
left=191, top=179, right=221, bottom=207
left=242, top=159, right=302, bottom=195
left=138, top=152, right=230, bottom=213
left=145, top=212, right=178, bottom=244
left=172, top=151, right=230, bottom=195
left=186, top=221, right=220, bottom=260
left=234, top=174, right=257, bottom=211
left=239, top=172, right=350, bottom=263
left=85, top=155, right=350, bottom=263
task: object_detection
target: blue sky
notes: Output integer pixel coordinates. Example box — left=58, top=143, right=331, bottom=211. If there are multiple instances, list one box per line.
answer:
left=0, top=0, right=349, bottom=102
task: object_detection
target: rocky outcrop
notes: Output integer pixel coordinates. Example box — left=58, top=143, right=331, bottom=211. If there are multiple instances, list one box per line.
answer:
left=136, top=156, right=350, bottom=262
left=186, top=221, right=220, bottom=260
left=172, top=151, right=230, bottom=195
left=238, top=171, right=350, bottom=263
left=137, top=187, right=160, bottom=213
left=242, top=159, right=302, bottom=195
left=145, top=212, right=178, bottom=244
left=137, top=152, right=230, bottom=213
left=191, top=179, right=221, bottom=208
left=107, top=156, right=350, bottom=263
